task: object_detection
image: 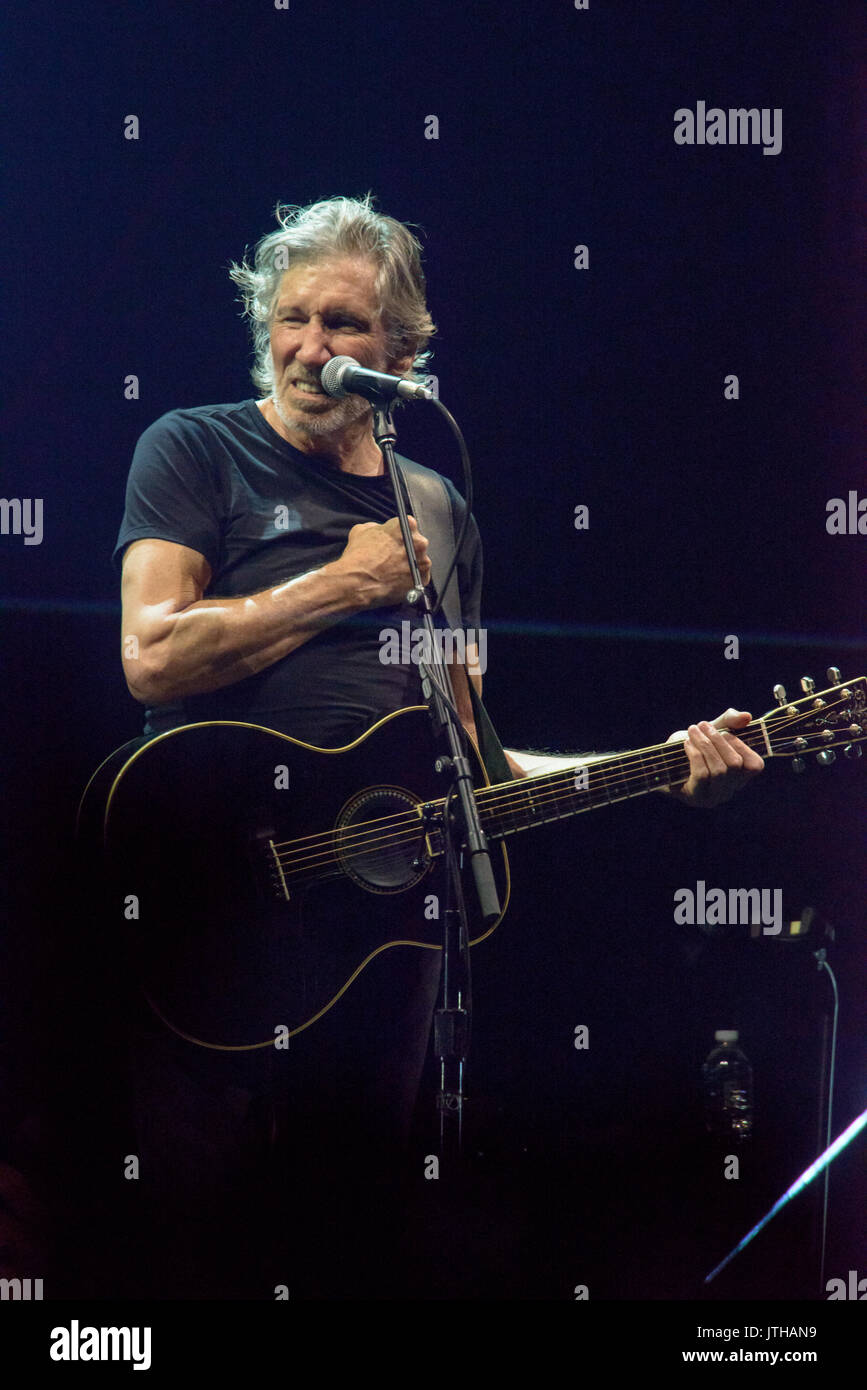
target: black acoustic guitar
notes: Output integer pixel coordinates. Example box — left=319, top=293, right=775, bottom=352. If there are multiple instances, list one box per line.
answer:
left=78, top=671, right=864, bottom=1050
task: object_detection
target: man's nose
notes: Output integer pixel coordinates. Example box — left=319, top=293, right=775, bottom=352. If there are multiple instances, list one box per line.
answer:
left=294, top=320, right=332, bottom=367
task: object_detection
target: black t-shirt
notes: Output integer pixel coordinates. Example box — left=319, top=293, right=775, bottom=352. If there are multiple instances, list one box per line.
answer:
left=114, top=400, right=483, bottom=746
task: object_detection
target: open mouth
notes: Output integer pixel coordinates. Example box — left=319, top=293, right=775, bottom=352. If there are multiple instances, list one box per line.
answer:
left=290, top=380, right=327, bottom=397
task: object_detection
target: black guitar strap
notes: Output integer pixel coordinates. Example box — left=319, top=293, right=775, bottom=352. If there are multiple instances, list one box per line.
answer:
left=398, top=455, right=462, bottom=631
left=398, top=455, right=512, bottom=785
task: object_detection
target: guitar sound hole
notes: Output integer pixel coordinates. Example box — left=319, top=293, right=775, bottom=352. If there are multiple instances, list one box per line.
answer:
left=335, top=786, right=430, bottom=893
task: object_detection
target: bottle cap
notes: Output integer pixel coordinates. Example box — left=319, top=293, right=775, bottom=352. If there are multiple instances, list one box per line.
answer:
left=714, top=1029, right=739, bottom=1042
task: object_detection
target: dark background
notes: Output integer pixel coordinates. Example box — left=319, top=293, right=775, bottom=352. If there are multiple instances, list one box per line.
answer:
left=2, top=0, right=865, bottom=1306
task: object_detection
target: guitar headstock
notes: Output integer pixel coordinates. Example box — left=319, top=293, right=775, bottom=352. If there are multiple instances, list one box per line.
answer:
left=761, top=667, right=866, bottom=768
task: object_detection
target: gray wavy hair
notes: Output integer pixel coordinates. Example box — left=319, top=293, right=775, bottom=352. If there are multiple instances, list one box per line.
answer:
left=228, top=194, right=437, bottom=396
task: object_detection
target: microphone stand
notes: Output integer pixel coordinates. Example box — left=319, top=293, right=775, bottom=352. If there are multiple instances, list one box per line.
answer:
left=372, top=403, right=501, bottom=1164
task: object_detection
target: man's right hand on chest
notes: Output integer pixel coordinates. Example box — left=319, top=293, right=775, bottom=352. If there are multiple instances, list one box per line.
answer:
left=332, top=516, right=431, bottom=608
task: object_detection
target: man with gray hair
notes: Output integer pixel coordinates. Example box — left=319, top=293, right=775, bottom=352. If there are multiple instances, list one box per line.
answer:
left=113, top=194, right=762, bottom=1297
left=114, top=194, right=499, bottom=1297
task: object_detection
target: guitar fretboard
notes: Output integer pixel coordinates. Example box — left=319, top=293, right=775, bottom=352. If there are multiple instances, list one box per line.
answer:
left=474, top=727, right=767, bottom=841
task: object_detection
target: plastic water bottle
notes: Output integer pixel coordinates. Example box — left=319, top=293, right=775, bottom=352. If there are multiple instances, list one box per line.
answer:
left=701, top=1030, right=753, bottom=1140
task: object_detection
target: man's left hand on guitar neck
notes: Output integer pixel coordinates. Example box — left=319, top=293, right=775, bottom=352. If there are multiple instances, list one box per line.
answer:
left=663, top=708, right=764, bottom=808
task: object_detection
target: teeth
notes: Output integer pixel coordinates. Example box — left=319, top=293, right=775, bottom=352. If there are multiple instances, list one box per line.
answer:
left=293, top=381, right=322, bottom=393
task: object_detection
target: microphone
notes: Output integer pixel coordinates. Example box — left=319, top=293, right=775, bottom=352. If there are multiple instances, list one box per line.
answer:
left=320, top=355, right=434, bottom=403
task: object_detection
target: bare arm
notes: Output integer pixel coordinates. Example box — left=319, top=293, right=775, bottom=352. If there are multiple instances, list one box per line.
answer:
left=120, top=518, right=431, bottom=705
left=503, top=748, right=609, bottom=779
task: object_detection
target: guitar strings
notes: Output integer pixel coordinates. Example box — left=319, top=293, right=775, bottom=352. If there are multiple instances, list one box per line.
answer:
left=269, top=696, right=847, bottom=866
left=271, top=696, right=859, bottom=877
left=271, top=714, right=834, bottom=877
left=268, top=716, right=812, bottom=879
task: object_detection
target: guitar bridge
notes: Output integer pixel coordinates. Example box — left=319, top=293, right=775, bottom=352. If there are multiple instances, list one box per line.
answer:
left=268, top=838, right=290, bottom=902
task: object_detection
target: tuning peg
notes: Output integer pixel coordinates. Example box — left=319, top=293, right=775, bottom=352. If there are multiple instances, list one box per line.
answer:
left=816, top=749, right=836, bottom=766
left=827, top=667, right=842, bottom=685
left=773, top=684, right=787, bottom=705
left=844, top=744, right=863, bottom=761
left=800, top=676, right=815, bottom=693
left=792, top=758, right=806, bottom=773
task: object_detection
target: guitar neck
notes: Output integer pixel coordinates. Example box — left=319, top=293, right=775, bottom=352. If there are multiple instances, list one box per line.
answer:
left=476, top=721, right=771, bottom=841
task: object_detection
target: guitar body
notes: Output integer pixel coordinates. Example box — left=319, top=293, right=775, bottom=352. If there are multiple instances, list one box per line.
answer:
left=80, top=708, right=510, bottom=1049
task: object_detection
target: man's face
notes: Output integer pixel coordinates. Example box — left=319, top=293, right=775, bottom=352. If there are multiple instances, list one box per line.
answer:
left=267, top=255, right=407, bottom=438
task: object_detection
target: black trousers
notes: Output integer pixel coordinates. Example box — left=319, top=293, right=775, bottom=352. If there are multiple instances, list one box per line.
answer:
left=127, top=945, right=442, bottom=1298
